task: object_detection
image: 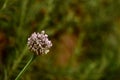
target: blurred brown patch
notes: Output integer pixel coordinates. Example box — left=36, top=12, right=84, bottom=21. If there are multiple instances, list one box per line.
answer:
left=0, top=31, right=7, bottom=52
left=55, top=32, right=77, bottom=67
left=0, top=31, right=8, bottom=65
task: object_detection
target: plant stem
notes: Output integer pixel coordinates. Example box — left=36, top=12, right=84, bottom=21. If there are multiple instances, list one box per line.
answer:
left=15, top=54, right=36, bottom=80
left=1, top=0, right=8, bottom=10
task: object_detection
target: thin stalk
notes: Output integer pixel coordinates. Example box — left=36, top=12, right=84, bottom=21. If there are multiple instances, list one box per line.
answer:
left=1, top=0, right=8, bottom=10
left=12, top=46, right=28, bottom=72
left=15, top=54, right=36, bottom=80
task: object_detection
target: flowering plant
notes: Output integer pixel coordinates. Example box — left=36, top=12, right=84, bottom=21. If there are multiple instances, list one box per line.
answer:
left=15, top=30, right=52, bottom=80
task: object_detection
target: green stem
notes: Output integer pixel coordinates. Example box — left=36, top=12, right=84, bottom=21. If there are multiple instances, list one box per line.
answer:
left=1, top=0, right=8, bottom=10
left=15, top=54, right=36, bottom=80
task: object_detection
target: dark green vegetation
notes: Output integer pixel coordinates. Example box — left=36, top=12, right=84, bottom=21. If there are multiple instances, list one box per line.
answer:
left=0, top=0, right=120, bottom=80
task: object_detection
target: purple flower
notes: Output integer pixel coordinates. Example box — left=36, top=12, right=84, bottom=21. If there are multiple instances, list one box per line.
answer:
left=27, top=30, right=52, bottom=55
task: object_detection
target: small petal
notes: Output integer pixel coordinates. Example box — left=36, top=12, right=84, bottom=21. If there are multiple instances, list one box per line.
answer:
left=41, top=30, right=45, bottom=34
left=45, top=50, right=49, bottom=54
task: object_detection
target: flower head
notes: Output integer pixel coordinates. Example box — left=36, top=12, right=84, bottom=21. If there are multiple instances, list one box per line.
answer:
left=27, top=30, right=52, bottom=55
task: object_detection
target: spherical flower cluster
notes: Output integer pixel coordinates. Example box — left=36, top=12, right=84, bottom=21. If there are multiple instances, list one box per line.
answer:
left=27, top=30, right=52, bottom=55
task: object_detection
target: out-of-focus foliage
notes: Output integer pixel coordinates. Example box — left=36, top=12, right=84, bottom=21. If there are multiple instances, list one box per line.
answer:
left=0, top=0, right=120, bottom=80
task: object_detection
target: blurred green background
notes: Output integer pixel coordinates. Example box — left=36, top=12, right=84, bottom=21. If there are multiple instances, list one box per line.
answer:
left=0, top=0, right=120, bottom=80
